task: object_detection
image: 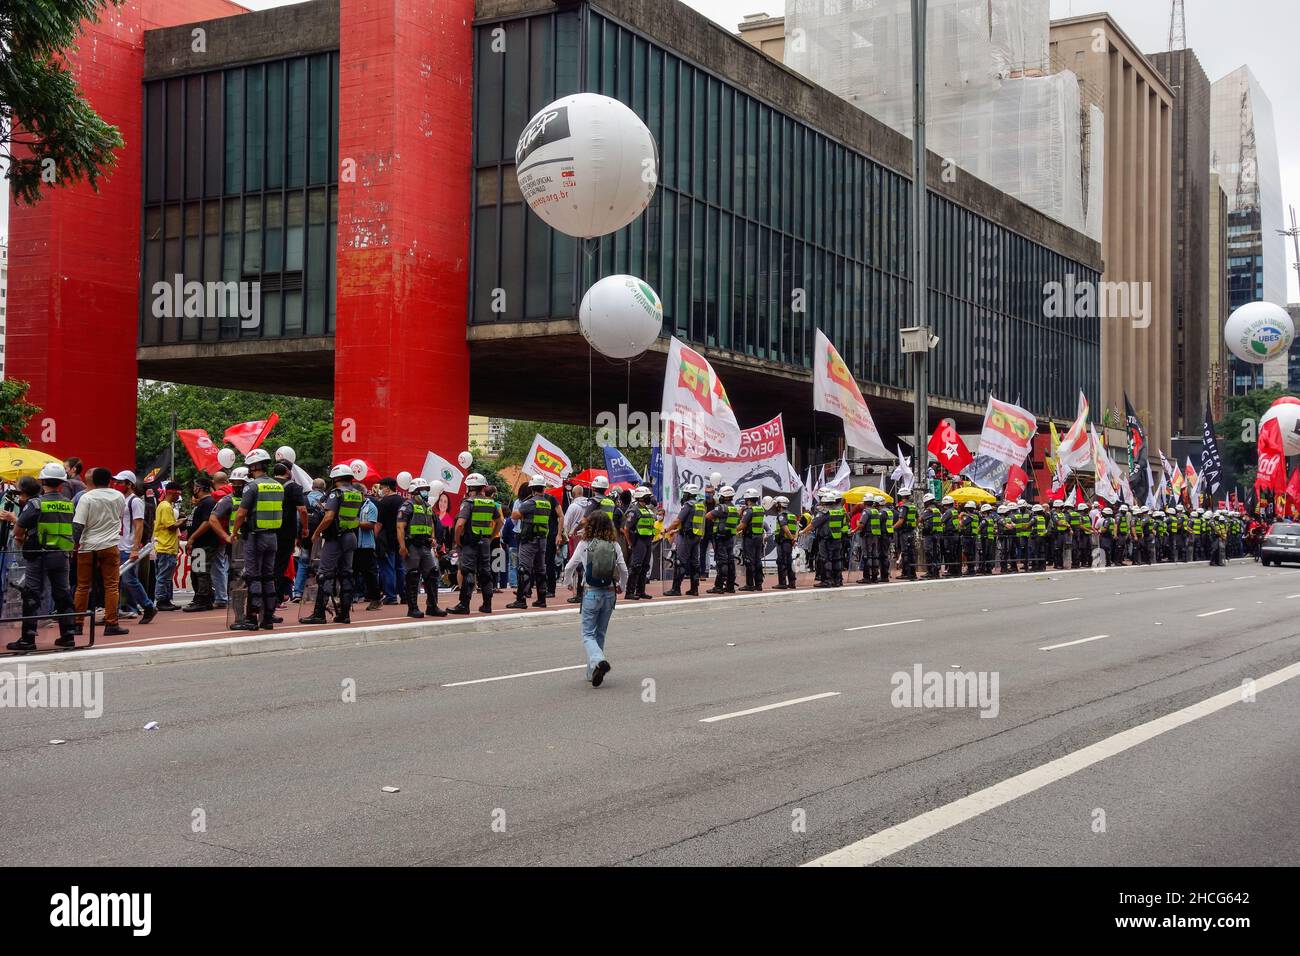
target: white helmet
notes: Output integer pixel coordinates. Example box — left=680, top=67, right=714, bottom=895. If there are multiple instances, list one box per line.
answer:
left=818, top=489, right=835, bottom=503
left=744, top=488, right=760, bottom=500
left=923, top=493, right=936, bottom=504
left=941, top=496, right=955, bottom=506
left=1076, top=502, right=1089, bottom=510
left=633, top=486, right=653, bottom=500
left=775, top=495, right=789, bottom=506
left=964, top=501, right=976, bottom=510
left=898, top=488, right=912, bottom=497
left=719, top=485, right=736, bottom=498
left=230, top=467, right=250, bottom=482
left=244, top=448, right=272, bottom=467
left=980, top=503, right=993, bottom=513
left=38, top=462, right=68, bottom=481
left=329, top=464, right=353, bottom=480
left=408, top=478, right=430, bottom=493
left=1103, top=507, right=1114, bottom=516
left=681, top=483, right=700, bottom=496
left=1032, top=504, right=1044, bottom=513
left=529, top=474, right=548, bottom=489
left=1052, top=499, right=1064, bottom=508
left=592, top=475, right=610, bottom=491
left=466, top=472, right=487, bottom=489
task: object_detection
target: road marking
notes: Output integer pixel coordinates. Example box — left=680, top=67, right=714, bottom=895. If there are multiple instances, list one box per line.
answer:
left=845, top=619, right=923, bottom=632
left=1039, top=634, right=1108, bottom=651
left=1288, top=594, right=1300, bottom=600
left=700, top=692, right=840, bottom=723
left=1196, top=608, right=1235, bottom=618
left=804, top=659, right=1300, bottom=867
left=1038, top=597, right=1080, bottom=605
left=1233, top=575, right=1256, bottom=581
left=442, top=664, right=587, bottom=687
left=1155, top=585, right=1184, bottom=591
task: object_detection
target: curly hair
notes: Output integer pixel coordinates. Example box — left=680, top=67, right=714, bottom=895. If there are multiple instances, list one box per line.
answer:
left=582, top=510, right=617, bottom=543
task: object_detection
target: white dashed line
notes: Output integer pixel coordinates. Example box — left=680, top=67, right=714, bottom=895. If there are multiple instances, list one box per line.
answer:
left=1039, top=634, right=1109, bottom=651
left=442, top=664, right=587, bottom=687
left=1196, top=608, right=1235, bottom=618
left=700, top=692, right=841, bottom=723
left=845, top=619, right=924, bottom=632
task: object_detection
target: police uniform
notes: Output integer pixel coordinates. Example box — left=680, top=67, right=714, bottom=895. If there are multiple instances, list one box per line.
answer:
left=224, top=484, right=249, bottom=626
left=399, top=496, right=444, bottom=616
left=860, top=504, right=883, bottom=583
left=961, top=506, right=979, bottom=575
left=1050, top=505, right=1070, bottom=570
left=739, top=501, right=765, bottom=591
left=920, top=502, right=943, bottom=579
left=894, top=497, right=919, bottom=581
left=15, top=492, right=77, bottom=646
left=942, top=506, right=962, bottom=577
left=812, top=502, right=844, bottom=587
left=513, top=492, right=553, bottom=607
left=774, top=507, right=798, bottom=589
left=669, top=497, right=704, bottom=595
left=310, top=481, right=362, bottom=623
left=454, top=493, right=501, bottom=611
left=625, top=498, right=657, bottom=599
left=238, top=475, right=284, bottom=628
left=707, top=499, right=739, bottom=594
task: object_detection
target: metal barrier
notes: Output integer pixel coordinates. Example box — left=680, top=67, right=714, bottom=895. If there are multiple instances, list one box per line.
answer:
left=0, top=548, right=99, bottom=655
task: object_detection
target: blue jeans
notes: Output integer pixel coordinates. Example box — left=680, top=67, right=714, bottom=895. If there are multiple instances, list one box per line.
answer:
left=119, top=548, right=155, bottom=611
left=154, top=552, right=178, bottom=604
left=293, top=546, right=310, bottom=598
left=213, top=546, right=229, bottom=604
left=580, top=587, right=617, bottom=679
left=376, top=549, right=402, bottom=601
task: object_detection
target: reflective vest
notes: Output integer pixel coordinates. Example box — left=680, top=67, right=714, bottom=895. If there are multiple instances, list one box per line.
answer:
left=1015, top=513, right=1030, bottom=537
left=1033, top=514, right=1048, bottom=535
left=867, top=508, right=884, bottom=536
left=1068, top=510, right=1083, bottom=529
left=747, top=508, right=765, bottom=535
left=900, top=504, right=917, bottom=530
left=599, top=496, right=615, bottom=519
left=633, top=505, right=656, bottom=538
left=335, top=488, right=362, bottom=532
left=407, top=502, right=434, bottom=540
left=1117, top=515, right=1131, bottom=534
left=36, top=494, right=75, bottom=551
left=828, top=507, right=845, bottom=540
left=1191, top=517, right=1203, bottom=534
left=228, top=494, right=243, bottom=538
left=689, top=500, right=705, bottom=537
left=530, top=496, right=553, bottom=536
left=721, top=504, right=740, bottom=536
left=252, top=479, right=284, bottom=531
left=983, top=516, right=996, bottom=540
left=782, top=512, right=798, bottom=537
left=467, top=497, right=497, bottom=539
left=926, top=507, right=943, bottom=534
left=1052, top=511, right=1069, bottom=531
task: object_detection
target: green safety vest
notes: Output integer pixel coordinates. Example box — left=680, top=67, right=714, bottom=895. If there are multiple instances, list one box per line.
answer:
left=984, top=516, right=997, bottom=540
left=252, top=479, right=284, bottom=531
left=530, top=496, right=553, bottom=535
left=1015, top=514, right=1030, bottom=537
left=1068, top=510, right=1082, bottom=529
left=599, top=496, right=615, bottom=519
left=722, top=504, right=740, bottom=535
left=468, top=497, right=497, bottom=538
left=36, top=495, right=75, bottom=551
left=689, top=500, right=705, bottom=537
left=747, top=507, right=765, bottom=535
left=782, top=512, right=798, bottom=536
left=900, top=504, right=917, bottom=530
left=926, top=508, right=943, bottom=534
left=229, top=494, right=243, bottom=538
left=407, top=501, right=433, bottom=539
left=867, top=508, right=884, bottom=536
left=634, top=505, right=656, bottom=538
left=335, top=488, right=362, bottom=532
left=1117, top=515, right=1131, bottom=534
left=827, top=507, right=845, bottom=540
left=1033, top=514, right=1048, bottom=535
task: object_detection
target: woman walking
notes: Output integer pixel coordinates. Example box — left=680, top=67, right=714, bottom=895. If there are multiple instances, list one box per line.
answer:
left=562, top=511, right=628, bottom=687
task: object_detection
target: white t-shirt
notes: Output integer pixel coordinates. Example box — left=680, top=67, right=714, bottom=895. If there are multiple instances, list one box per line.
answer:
left=73, top=487, right=127, bottom=552
left=118, top=494, right=146, bottom=551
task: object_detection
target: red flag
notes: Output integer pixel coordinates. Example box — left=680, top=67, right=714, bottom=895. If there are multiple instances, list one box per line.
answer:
left=1004, top=463, right=1029, bottom=501
left=178, top=429, right=221, bottom=473
left=928, top=420, right=974, bottom=475
left=1287, top=468, right=1300, bottom=517
left=1256, top=418, right=1288, bottom=498
left=223, top=414, right=280, bottom=456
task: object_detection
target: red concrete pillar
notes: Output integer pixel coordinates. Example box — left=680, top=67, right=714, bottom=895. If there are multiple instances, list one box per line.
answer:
left=6, top=0, right=244, bottom=473
left=334, top=0, right=474, bottom=477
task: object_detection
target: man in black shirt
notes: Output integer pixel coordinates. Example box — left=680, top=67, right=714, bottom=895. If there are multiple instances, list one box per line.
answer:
left=272, top=462, right=309, bottom=605
left=185, top=477, right=219, bottom=612
left=374, top=478, right=404, bottom=605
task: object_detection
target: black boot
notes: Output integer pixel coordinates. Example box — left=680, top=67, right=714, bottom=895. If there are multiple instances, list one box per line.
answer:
left=478, top=594, right=493, bottom=614
left=300, top=592, right=328, bottom=625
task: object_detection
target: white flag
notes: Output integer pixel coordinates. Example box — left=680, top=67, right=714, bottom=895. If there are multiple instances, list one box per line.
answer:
left=828, top=453, right=852, bottom=492
left=1058, top=391, right=1092, bottom=473
left=661, top=336, right=742, bottom=456
left=802, top=465, right=814, bottom=513
left=812, top=329, right=890, bottom=458
left=290, top=463, right=314, bottom=491
left=890, top=443, right=915, bottom=492
left=421, top=450, right=464, bottom=494
left=1090, top=425, right=1118, bottom=502
left=521, top=433, right=573, bottom=488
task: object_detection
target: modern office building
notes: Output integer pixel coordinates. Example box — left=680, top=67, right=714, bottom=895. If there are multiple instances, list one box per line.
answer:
left=1207, top=173, right=1230, bottom=417
left=1050, top=14, right=1174, bottom=454
left=8, top=0, right=1101, bottom=475
left=737, top=11, right=785, bottom=60
left=1148, top=48, right=1211, bottom=439
left=1209, top=65, right=1286, bottom=392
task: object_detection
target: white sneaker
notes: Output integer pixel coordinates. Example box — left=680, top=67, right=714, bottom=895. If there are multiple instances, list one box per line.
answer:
left=119, top=609, right=139, bottom=619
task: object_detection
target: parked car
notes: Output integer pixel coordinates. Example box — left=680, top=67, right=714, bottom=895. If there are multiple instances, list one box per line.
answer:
left=1260, top=522, right=1300, bottom=567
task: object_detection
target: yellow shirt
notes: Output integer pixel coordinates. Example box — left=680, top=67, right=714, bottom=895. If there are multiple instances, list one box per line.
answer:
left=153, top=499, right=180, bottom=555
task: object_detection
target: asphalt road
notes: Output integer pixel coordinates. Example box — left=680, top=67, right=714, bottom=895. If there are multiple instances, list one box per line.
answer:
left=2, top=558, right=1298, bottom=866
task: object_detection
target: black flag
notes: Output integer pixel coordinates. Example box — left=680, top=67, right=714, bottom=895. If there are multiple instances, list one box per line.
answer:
left=141, top=445, right=173, bottom=490
left=1124, top=393, right=1150, bottom=505
left=1199, top=396, right=1224, bottom=499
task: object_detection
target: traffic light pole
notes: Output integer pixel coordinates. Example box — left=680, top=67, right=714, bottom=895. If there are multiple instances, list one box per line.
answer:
left=909, top=0, right=930, bottom=486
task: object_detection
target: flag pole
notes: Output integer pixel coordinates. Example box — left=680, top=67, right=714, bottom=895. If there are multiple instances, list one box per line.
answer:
left=170, top=411, right=177, bottom=482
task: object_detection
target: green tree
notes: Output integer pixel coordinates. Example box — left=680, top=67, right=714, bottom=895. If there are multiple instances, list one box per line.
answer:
left=2, top=1, right=127, bottom=205
left=136, top=382, right=333, bottom=487
left=0, top=378, right=42, bottom=445
left=496, top=419, right=650, bottom=478
left=1215, top=385, right=1296, bottom=491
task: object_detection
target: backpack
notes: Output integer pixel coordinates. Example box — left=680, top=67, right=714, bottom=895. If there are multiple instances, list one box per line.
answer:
left=584, top=539, right=617, bottom=588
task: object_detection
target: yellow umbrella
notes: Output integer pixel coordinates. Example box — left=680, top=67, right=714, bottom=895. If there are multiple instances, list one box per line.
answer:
left=843, top=486, right=894, bottom=505
left=0, top=448, right=62, bottom=483
left=949, top=485, right=997, bottom=505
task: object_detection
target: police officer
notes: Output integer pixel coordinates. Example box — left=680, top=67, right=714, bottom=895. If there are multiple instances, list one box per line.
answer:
left=959, top=501, right=979, bottom=575
left=623, top=485, right=657, bottom=600
left=1028, top=504, right=1048, bottom=571
left=1098, top=506, right=1115, bottom=565
left=1114, top=505, right=1132, bottom=565
left=507, top=475, right=553, bottom=610
left=302, top=464, right=363, bottom=625
left=397, top=478, right=448, bottom=618
left=220, top=467, right=251, bottom=628
left=739, top=488, right=765, bottom=591
left=1049, top=500, right=1069, bottom=569
left=230, top=449, right=283, bottom=631
left=1171, top=505, right=1188, bottom=562
left=699, top=484, right=716, bottom=583
left=662, top=483, right=703, bottom=596
left=1071, top=501, right=1089, bottom=567
left=1138, top=507, right=1155, bottom=565
left=773, top=495, right=798, bottom=590
left=920, top=492, right=943, bottom=579
left=449, top=473, right=502, bottom=614
left=893, top=488, right=919, bottom=581
left=873, top=497, right=893, bottom=583
left=1208, top=510, right=1227, bottom=566
left=856, top=497, right=877, bottom=584
left=977, top=503, right=996, bottom=574
left=5, top=466, right=77, bottom=652
left=938, top=496, right=960, bottom=577
left=995, top=504, right=1013, bottom=573
left=706, top=486, right=739, bottom=594
left=812, top=489, right=845, bottom=587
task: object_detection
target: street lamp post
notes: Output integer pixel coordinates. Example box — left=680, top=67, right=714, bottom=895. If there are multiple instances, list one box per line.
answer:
left=903, top=0, right=934, bottom=486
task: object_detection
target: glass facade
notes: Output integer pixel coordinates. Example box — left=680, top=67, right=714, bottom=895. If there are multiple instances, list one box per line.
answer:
left=140, top=53, right=340, bottom=344
left=471, top=7, right=1100, bottom=417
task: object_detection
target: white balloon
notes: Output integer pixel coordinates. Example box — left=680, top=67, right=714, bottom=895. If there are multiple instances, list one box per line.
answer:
left=275, top=445, right=296, bottom=464
left=1260, top=400, right=1300, bottom=456
left=457, top=451, right=473, bottom=470
left=428, top=480, right=445, bottom=500
left=761, top=495, right=774, bottom=511
left=515, top=93, right=658, bottom=239
left=1224, top=301, right=1294, bottom=365
left=578, top=274, right=663, bottom=359
left=216, top=447, right=236, bottom=470
left=396, top=471, right=413, bottom=491
left=710, top=472, right=723, bottom=486
left=350, top=459, right=367, bottom=480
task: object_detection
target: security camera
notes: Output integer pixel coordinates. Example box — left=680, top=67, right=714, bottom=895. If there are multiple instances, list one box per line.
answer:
left=928, top=334, right=940, bottom=349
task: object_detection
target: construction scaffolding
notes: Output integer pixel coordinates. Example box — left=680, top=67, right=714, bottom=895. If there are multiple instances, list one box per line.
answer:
left=785, top=0, right=1097, bottom=238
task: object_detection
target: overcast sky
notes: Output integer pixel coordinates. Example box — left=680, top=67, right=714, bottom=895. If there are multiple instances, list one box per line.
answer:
left=5, top=0, right=1296, bottom=297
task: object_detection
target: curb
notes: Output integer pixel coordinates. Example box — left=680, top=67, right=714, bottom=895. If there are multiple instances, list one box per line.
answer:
left=0, top=558, right=1256, bottom=674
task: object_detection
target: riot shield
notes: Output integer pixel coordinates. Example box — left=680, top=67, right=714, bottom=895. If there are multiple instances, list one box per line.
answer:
left=0, top=549, right=25, bottom=648
left=297, top=538, right=324, bottom=624
left=225, top=537, right=250, bottom=629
